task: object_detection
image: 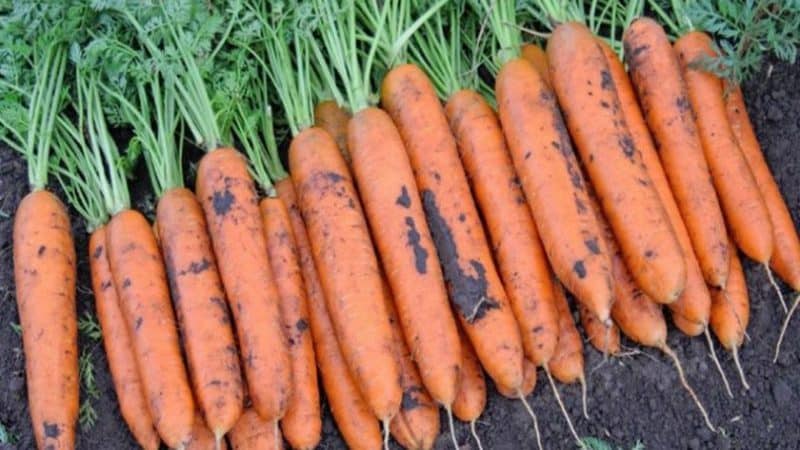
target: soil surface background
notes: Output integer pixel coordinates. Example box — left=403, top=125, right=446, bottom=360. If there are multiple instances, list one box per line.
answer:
left=1, top=56, right=799, bottom=450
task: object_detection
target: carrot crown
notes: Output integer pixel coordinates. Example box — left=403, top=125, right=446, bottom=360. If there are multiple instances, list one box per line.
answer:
left=477, top=0, right=522, bottom=68
left=519, top=0, right=619, bottom=52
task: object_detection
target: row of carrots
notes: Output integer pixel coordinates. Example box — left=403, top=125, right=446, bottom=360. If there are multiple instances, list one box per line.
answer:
left=8, top=1, right=800, bottom=449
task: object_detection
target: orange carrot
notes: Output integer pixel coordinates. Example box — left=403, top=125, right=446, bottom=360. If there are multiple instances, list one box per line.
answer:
left=597, top=38, right=711, bottom=335
left=106, top=209, right=195, bottom=448
left=548, top=21, right=687, bottom=305
left=710, top=245, right=750, bottom=388
left=382, top=63, right=524, bottom=392
left=262, top=197, right=321, bottom=450
left=452, top=331, right=486, bottom=450
left=228, top=408, right=284, bottom=450
left=579, top=304, right=621, bottom=356
left=14, top=190, right=78, bottom=450
left=548, top=282, right=589, bottom=419
left=496, top=359, right=537, bottom=398
left=186, top=412, right=230, bottom=450
left=348, top=106, right=461, bottom=408
left=315, top=100, right=351, bottom=163
left=623, top=17, right=730, bottom=288
left=89, top=227, right=159, bottom=450
left=520, top=43, right=551, bottom=85
left=674, top=31, right=773, bottom=265
left=157, top=187, right=243, bottom=439
left=196, top=148, right=291, bottom=422
left=289, top=127, right=401, bottom=422
left=447, top=88, right=559, bottom=368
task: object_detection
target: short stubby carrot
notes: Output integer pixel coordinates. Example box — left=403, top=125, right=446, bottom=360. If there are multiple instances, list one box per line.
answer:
left=496, top=57, right=614, bottom=324
left=447, top=88, right=559, bottom=367
left=228, top=408, right=284, bottom=450
left=548, top=21, right=686, bottom=305
left=315, top=100, right=352, bottom=163
left=674, top=31, right=773, bottom=264
left=348, top=106, right=461, bottom=407
left=13, top=190, right=78, bottom=450
left=274, top=176, right=383, bottom=450
left=261, top=197, right=321, bottom=450
left=106, top=209, right=195, bottom=448
left=598, top=38, right=711, bottom=335
left=548, top=283, right=585, bottom=385
left=289, top=127, right=401, bottom=422
left=725, top=83, right=800, bottom=290
left=382, top=63, right=524, bottom=391
left=89, top=227, right=159, bottom=450
left=623, top=17, right=730, bottom=288
left=157, top=187, right=243, bottom=438
left=196, top=148, right=292, bottom=422
left=579, top=304, right=621, bottom=356
left=186, top=412, right=229, bottom=450
left=520, top=44, right=551, bottom=85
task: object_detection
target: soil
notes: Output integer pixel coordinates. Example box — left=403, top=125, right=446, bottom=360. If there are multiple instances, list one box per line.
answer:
left=1, top=56, right=799, bottom=450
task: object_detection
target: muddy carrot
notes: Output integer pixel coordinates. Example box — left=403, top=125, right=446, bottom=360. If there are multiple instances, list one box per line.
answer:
left=90, top=228, right=159, bottom=450
left=623, top=17, right=730, bottom=288
left=228, top=408, right=284, bottom=450
left=597, top=38, right=711, bottom=335
left=314, top=100, right=351, bottom=163
left=548, top=21, right=687, bottom=304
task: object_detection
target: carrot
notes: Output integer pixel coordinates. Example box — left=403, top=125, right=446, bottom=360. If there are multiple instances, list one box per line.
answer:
left=382, top=279, right=440, bottom=450
left=548, top=21, right=687, bottom=305
left=262, top=198, right=321, bottom=450
left=520, top=43, right=551, bottom=85
left=496, top=359, right=537, bottom=398
left=674, top=32, right=774, bottom=263
left=89, top=228, right=159, bottom=450
left=579, top=304, right=621, bottom=356
left=446, top=88, right=559, bottom=368
left=452, top=331, right=486, bottom=450
left=548, top=283, right=589, bottom=420
left=106, top=209, right=196, bottom=447
left=725, top=82, right=800, bottom=299
left=596, top=38, right=712, bottom=336
left=228, top=408, right=284, bottom=450
left=314, top=100, right=351, bottom=163
left=186, top=412, right=230, bottom=450
left=623, top=18, right=730, bottom=288
left=709, top=245, right=750, bottom=388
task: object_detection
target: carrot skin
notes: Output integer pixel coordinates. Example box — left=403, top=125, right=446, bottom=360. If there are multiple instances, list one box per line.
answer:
left=548, top=283, right=585, bottom=384
left=725, top=83, right=800, bottom=289
left=315, top=100, right=351, bottom=163
left=106, top=209, right=195, bottom=448
left=578, top=303, right=621, bottom=355
left=623, top=18, right=730, bottom=288
left=382, top=63, right=524, bottom=391
left=452, top=332, right=487, bottom=423
left=186, top=412, right=229, bottom=450
left=157, top=187, right=243, bottom=437
left=289, top=127, right=401, bottom=421
left=13, top=190, right=78, bottom=450
left=598, top=39, right=711, bottom=334
left=89, top=227, right=159, bottom=450
left=710, top=245, right=749, bottom=350
left=261, top=197, right=321, bottom=450
left=228, top=409, right=284, bottom=450
left=348, top=106, right=461, bottom=407
left=496, top=359, right=537, bottom=399
left=447, top=88, right=559, bottom=367
left=548, top=22, right=687, bottom=305
left=674, top=31, right=774, bottom=263
left=275, top=177, right=384, bottom=450
left=520, top=44, right=551, bottom=85
left=196, top=148, right=292, bottom=422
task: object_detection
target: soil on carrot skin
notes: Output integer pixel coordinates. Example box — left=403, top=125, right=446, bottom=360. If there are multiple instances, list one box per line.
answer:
left=1, top=57, right=799, bottom=450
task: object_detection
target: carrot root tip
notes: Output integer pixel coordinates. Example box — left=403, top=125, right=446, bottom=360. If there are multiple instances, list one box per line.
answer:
left=704, top=327, right=733, bottom=399
left=545, top=368, right=582, bottom=446
left=579, top=374, right=590, bottom=420
left=774, top=293, right=800, bottom=362
left=764, top=263, right=788, bottom=313
left=732, top=345, right=751, bottom=390
left=470, top=420, right=485, bottom=450
left=445, top=405, right=459, bottom=450
left=382, top=418, right=390, bottom=450
left=517, top=389, right=544, bottom=450
left=660, top=343, right=716, bottom=433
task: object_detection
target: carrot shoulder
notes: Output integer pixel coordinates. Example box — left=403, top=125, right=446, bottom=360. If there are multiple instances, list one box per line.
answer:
left=315, top=100, right=351, bottom=163
left=289, top=127, right=401, bottom=421
left=548, top=21, right=686, bottom=305
left=106, top=209, right=195, bottom=448
left=520, top=43, right=551, bottom=85
left=447, top=88, right=559, bottom=367
left=196, top=148, right=291, bottom=422
left=623, top=17, right=730, bottom=288
left=382, top=63, right=524, bottom=391
left=89, top=227, right=159, bottom=450
left=13, top=190, right=78, bottom=450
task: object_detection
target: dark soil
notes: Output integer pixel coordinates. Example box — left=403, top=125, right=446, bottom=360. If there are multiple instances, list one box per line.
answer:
left=1, top=56, right=799, bottom=450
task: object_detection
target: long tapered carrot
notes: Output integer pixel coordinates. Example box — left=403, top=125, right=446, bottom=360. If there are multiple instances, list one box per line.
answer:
left=548, top=21, right=686, bottom=304
left=107, top=209, right=195, bottom=448
left=14, top=190, right=78, bottom=450
left=262, top=197, right=321, bottom=450
left=674, top=31, right=773, bottom=265
left=196, top=148, right=291, bottom=422
left=314, top=100, right=351, bottom=163
left=725, top=83, right=800, bottom=291
left=228, top=408, right=284, bottom=450
left=623, top=18, right=730, bottom=288
left=447, top=88, right=560, bottom=368
left=710, top=245, right=750, bottom=388
left=157, top=187, right=243, bottom=439
left=289, top=127, right=401, bottom=422
left=89, top=227, right=159, bottom=450
left=598, top=38, right=711, bottom=336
